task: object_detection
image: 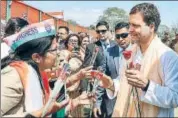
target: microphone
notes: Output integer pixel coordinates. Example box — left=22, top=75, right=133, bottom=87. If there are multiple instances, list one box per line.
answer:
left=41, top=63, right=71, bottom=117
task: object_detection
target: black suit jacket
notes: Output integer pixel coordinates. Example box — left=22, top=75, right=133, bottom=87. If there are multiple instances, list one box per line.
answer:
left=80, top=40, right=106, bottom=92
left=94, top=40, right=120, bottom=117
left=82, top=40, right=106, bottom=69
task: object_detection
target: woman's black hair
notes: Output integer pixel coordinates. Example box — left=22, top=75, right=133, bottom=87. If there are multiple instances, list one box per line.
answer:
left=4, top=17, right=29, bottom=38
left=1, top=35, right=55, bottom=69
left=2, top=35, right=55, bottom=95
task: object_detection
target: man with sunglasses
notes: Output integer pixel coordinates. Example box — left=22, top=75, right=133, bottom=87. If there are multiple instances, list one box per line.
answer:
left=114, top=21, right=132, bottom=82
left=115, top=22, right=131, bottom=51
left=81, top=21, right=119, bottom=118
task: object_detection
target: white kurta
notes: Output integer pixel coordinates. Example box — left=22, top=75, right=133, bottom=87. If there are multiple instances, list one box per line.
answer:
left=107, top=36, right=178, bottom=117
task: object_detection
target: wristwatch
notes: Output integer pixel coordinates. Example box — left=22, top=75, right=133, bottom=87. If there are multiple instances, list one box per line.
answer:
left=25, top=114, right=36, bottom=118
left=142, top=79, right=150, bottom=92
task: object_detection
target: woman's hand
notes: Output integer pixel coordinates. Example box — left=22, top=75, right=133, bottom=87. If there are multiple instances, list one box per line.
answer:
left=45, top=98, right=70, bottom=116
left=66, top=66, right=93, bottom=87
left=30, top=98, right=70, bottom=117
left=45, top=68, right=62, bottom=79
left=89, top=70, right=113, bottom=89
left=65, top=91, right=96, bottom=114
left=76, top=91, right=96, bottom=105
left=77, top=66, right=93, bottom=79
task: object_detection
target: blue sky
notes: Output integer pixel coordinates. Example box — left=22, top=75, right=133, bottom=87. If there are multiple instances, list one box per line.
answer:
left=24, top=1, right=178, bottom=28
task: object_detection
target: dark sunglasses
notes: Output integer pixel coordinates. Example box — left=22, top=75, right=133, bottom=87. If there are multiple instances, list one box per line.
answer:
left=115, top=33, right=129, bottom=39
left=96, top=30, right=107, bottom=34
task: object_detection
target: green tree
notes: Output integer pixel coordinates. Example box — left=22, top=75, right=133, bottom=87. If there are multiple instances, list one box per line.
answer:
left=171, top=20, right=178, bottom=36
left=67, top=19, right=79, bottom=25
left=158, top=24, right=170, bottom=39
left=157, top=24, right=178, bottom=40
left=88, top=24, right=95, bottom=30
left=97, top=7, right=128, bottom=30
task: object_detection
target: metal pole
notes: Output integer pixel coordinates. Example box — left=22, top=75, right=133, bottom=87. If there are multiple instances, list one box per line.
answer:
left=39, top=11, right=42, bottom=22
left=6, top=0, right=11, bottom=21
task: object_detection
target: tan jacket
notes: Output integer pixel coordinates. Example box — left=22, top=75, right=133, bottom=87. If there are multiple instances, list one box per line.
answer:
left=1, top=66, right=29, bottom=117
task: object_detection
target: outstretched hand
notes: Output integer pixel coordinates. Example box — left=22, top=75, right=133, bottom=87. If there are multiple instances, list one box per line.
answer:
left=78, top=66, right=93, bottom=79
left=88, top=70, right=113, bottom=89
left=43, top=98, right=70, bottom=116
left=65, top=91, right=96, bottom=114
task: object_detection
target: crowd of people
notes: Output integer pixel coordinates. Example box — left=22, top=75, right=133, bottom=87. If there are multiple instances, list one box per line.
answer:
left=1, top=2, right=178, bottom=118
left=162, top=31, right=178, bottom=53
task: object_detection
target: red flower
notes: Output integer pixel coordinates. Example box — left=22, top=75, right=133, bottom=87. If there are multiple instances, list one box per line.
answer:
left=91, top=71, right=103, bottom=79
left=123, top=50, right=132, bottom=60
left=95, top=47, right=99, bottom=52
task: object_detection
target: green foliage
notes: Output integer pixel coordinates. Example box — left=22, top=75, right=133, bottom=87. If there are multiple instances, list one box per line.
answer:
left=88, top=25, right=95, bottom=30
left=97, top=7, right=128, bottom=30
left=158, top=24, right=170, bottom=39
left=67, top=19, right=79, bottom=25
left=158, top=22, right=178, bottom=40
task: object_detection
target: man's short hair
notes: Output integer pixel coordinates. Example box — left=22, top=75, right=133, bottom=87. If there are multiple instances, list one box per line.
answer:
left=58, top=26, right=69, bottom=34
left=115, top=22, right=129, bottom=31
left=129, top=3, right=161, bottom=32
left=96, top=21, right=109, bottom=30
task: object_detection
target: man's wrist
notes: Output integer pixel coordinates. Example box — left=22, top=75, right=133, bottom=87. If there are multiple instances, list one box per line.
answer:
left=107, top=80, right=115, bottom=92
left=142, top=79, right=150, bottom=92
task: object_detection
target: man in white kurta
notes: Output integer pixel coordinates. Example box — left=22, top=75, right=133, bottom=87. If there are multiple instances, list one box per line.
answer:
left=104, top=3, right=178, bottom=117
left=106, top=35, right=178, bottom=117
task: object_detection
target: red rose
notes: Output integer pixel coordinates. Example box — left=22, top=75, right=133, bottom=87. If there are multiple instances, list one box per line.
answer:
left=95, top=47, right=99, bottom=52
left=123, top=50, right=132, bottom=60
left=91, top=71, right=103, bottom=79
